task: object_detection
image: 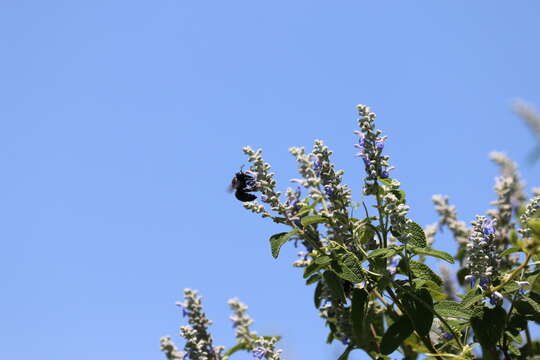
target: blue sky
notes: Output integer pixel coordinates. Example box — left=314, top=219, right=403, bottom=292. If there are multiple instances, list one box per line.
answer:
left=1, top=1, right=539, bottom=359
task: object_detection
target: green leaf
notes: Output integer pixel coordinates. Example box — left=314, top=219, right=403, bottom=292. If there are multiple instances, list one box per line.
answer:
left=355, top=222, right=375, bottom=245
left=460, top=292, right=484, bottom=309
left=380, top=315, right=414, bottom=355
left=529, top=219, right=540, bottom=236
left=531, top=273, right=540, bottom=296
left=313, top=255, right=332, bottom=266
left=303, top=261, right=323, bottom=279
left=408, top=260, right=442, bottom=285
left=305, top=273, right=321, bottom=285
left=500, top=246, right=522, bottom=257
left=414, top=279, right=447, bottom=301
left=314, top=281, right=323, bottom=308
left=471, top=306, right=506, bottom=349
left=328, top=243, right=365, bottom=283
left=407, top=222, right=427, bottom=247
left=323, top=270, right=346, bottom=303
left=434, top=301, right=473, bottom=320
left=269, top=229, right=298, bottom=259
left=338, top=252, right=365, bottom=283
left=402, top=288, right=434, bottom=336
left=296, top=198, right=321, bottom=217
left=368, top=247, right=402, bottom=259
left=410, top=246, right=454, bottom=264
left=223, top=342, right=249, bottom=356
left=456, top=267, right=470, bottom=287
left=301, top=215, right=327, bottom=226
left=351, top=288, right=369, bottom=344
left=378, top=177, right=399, bottom=189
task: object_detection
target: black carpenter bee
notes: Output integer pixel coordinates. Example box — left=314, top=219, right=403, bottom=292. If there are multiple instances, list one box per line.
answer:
left=230, top=167, right=257, bottom=202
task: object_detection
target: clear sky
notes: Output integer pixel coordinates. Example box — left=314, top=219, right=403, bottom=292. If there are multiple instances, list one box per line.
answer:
left=1, top=1, right=540, bottom=359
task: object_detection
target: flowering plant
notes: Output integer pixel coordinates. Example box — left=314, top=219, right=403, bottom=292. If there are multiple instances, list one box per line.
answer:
left=162, top=104, right=540, bottom=359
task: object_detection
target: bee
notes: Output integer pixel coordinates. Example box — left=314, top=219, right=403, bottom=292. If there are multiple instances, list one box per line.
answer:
left=230, top=167, right=257, bottom=202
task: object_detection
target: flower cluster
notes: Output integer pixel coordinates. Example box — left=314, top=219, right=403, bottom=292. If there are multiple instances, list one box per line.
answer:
left=242, top=147, right=281, bottom=217
left=251, top=337, right=282, bottom=360
left=439, top=264, right=457, bottom=301
left=289, top=139, right=352, bottom=216
left=431, top=195, right=469, bottom=246
left=162, top=291, right=282, bottom=360
left=519, top=194, right=540, bottom=239
left=381, top=190, right=411, bottom=242
left=172, top=289, right=224, bottom=360
left=487, top=152, right=526, bottom=254
left=160, top=336, right=186, bottom=360
left=355, top=104, right=393, bottom=188
left=163, top=104, right=540, bottom=360
left=489, top=151, right=526, bottom=208
left=465, top=216, right=499, bottom=290
left=228, top=298, right=256, bottom=345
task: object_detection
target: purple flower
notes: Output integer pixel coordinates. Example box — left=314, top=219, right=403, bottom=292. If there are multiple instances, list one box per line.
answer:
left=375, top=139, right=385, bottom=150
left=464, top=275, right=476, bottom=288
left=175, top=301, right=188, bottom=317
left=253, top=347, right=266, bottom=359
left=516, top=281, right=529, bottom=295
left=489, top=291, right=503, bottom=305
left=479, top=277, right=490, bottom=289
left=442, top=332, right=454, bottom=340
left=482, top=218, right=496, bottom=236
left=324, top=185, right=334, bottom=197
left=381, top=169, right=389, bottom=178
left=357, top=133, right=366, bottom=147
left=312, top=158, right=322, bottom=175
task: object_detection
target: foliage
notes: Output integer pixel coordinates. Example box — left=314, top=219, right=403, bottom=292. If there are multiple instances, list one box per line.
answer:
left=162, top=104, right=540, bottom=359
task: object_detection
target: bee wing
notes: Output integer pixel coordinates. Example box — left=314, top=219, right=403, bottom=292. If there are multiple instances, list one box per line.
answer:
left=227, top=176, right=237, bottom=193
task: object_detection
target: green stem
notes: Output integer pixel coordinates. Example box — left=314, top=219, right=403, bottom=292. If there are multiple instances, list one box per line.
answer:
left=373, top=179, right=388, bottom=248
left=490, top=252, right=532, bottom=294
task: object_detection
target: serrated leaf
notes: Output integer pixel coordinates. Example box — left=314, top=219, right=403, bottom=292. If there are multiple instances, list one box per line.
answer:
left=434, top=301, right=473, bottom=320
left=500, top=246, right=522, bottom=257
left=460, top=293, right=484, bottom=309
left=269, top=229, right=298, bottom=258
left=414, top=279, right=447, bottom=301
left=351, top=288, right=369, bottom=344
left=380, top=315, right=414, bottom=355
left=470, top=306, right=506, bottom=349
left=402, top=288, right=434, bottom=336
left=301, top=215, right=327, bottom=226
left=323, top=270, right=346, bottom=303
left=329, top=245, right=365, bottom=284
left=409, top=260, right=442, bottom=285
left=313, top=255, right=332, bottom=266
left=407, top=222, right=427, bottom=247
left=410, top=246, right=454, bottom=264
